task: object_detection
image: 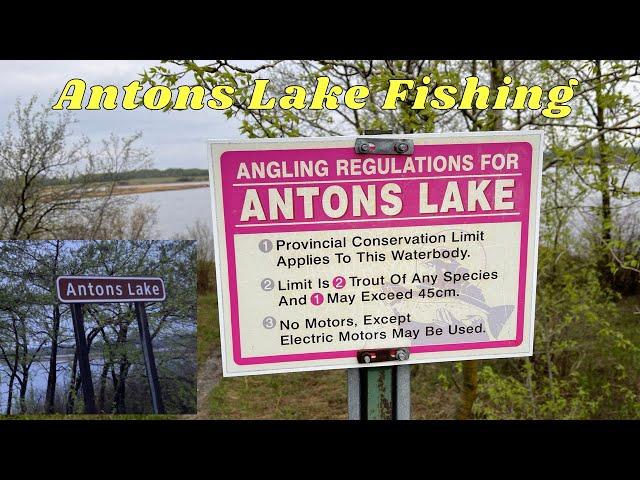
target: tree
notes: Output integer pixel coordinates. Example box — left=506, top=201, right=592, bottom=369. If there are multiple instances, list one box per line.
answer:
left=0, top=97, right=155, bottom=241
left=538, top=60, right=640, bottom=286
left=0, top=97, right=89, bottom=239
left=0, top=279, right=48, bottom=414
left=61, top=132, right=156, bottom=240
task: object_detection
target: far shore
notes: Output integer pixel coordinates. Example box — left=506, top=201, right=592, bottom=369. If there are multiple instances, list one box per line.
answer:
left=43, top=178, right=211, bottom=202
left=69, top=181, right=210, bottom=199
left=111, top=181, right=209, bottom=196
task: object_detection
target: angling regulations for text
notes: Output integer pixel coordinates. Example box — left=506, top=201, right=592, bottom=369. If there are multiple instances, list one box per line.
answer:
left=209, top=131, right=543, bottom=376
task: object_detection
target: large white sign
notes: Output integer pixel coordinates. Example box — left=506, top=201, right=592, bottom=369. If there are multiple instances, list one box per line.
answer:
left=209, top=131, right=543, bottom=376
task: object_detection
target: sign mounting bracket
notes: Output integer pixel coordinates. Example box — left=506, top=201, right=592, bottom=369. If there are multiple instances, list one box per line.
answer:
left=355, top=136, right=414, bottom=155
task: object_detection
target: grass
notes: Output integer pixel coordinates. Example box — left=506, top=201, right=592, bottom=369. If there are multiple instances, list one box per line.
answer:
left=197, top=289, right=350, bottom=419
left=206, top=364, right=458, bottom=419
left=197, top=289, right=347, bottom=419
left=197, top=292, right=219, bottom=366
left=205, top=361, right=459, bottom=420
left=209, top=370, right=347, bottom=419
left=209, top=364, right=458, bottom=420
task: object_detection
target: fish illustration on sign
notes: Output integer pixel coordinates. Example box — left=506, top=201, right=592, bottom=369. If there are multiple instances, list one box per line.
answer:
left=380, top=255, right=514, bottom=345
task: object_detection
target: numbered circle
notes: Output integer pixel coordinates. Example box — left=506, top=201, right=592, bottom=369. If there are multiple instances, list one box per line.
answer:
left=332, top=276, right=346, bottom=289
left=263, top=316, right=276, bottom=329
left=310, top=292, right=324, bottom=306
left=259, top=239, right=273, bottom=253
left=261, top=278, right=275, bottom=291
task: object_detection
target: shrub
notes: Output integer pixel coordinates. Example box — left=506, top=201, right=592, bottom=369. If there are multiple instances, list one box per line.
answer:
left=474, top=247, right=640, bottom=419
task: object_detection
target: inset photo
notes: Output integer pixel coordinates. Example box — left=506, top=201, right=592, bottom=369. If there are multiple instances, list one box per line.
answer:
left=0, top=240, right=196, bottom=415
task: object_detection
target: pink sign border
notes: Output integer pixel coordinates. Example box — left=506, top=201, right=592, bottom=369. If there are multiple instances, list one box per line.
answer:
left=219, top=142, right=532, bottom=366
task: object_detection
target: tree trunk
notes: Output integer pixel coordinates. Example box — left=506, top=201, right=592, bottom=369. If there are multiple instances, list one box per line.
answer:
left=66, top=351, right=78, bottom=413
left=5, top=370, right=16, bottom=415
left=112, top=361, right=130, bottom=414
left=594, top=60, right=613, bottom=284
left=487, top=59, right=505, bottom=130
left=18, top=370, right=28, bottom=413
left=44, top=305, right=60, bottom=413
left=110, top=321, right=130, bottom=413
left=456, top=359, right=479, bottom=419
left=5, top=335, right=20, bottom=415
left=457, top=59, right=504, bottom=419
left=98, top=362, right=110, bottom=413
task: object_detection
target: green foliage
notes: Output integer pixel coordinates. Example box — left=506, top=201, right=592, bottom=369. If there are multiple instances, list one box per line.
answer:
left=474, top=247, right=640, bottom=419
left=476, top=364, right=601, bottom=420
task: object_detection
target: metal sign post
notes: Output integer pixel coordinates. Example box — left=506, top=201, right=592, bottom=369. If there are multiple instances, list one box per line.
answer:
left=69, top=303, right=97, bottom=414
left=348, top=365, right=411, bottom=420
left=347, top=130, right=411, bottom=420
left=134, top=302, right=165, bottom=414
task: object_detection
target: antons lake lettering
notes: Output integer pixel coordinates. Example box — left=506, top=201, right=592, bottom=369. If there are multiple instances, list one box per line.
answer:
left=64, top=281, right=161, bottom=298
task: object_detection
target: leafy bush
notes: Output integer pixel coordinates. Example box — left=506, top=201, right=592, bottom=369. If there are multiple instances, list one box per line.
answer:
left=474, top=248, right=640, bottom=419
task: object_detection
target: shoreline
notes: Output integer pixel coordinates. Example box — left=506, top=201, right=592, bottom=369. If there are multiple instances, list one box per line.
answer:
left=111, top=181, right=209, bottom=196
left=70, top=181, right=210, bottom=199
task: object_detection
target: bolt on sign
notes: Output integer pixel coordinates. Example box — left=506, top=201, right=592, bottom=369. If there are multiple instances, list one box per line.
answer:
left=209, top=131, right=543, bottom=376
left=56, top=276, right=166, bottom=303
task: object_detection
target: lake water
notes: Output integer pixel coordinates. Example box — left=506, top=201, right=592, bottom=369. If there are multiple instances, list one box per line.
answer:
left=0, top=350, right=193, bottom=414
left=131, top=186, right=214, bottom=239
left=0, top=356, right=108, bottom=413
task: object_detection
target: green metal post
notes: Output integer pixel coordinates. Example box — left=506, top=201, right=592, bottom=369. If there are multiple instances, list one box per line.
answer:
left=366, top=367, right=394, bottom=419
left=361, top=129, right=395, bottom=420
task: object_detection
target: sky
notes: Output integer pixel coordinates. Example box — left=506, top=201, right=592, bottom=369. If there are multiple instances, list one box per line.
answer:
left=0, top=60, right=245, bottom=169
